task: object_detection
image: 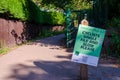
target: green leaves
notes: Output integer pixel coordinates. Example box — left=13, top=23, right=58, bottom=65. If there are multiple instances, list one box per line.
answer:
left=0, top=0, right=65, bottom=25
left=0, top=0, right=27, bottom=20
left=109, top=33, right=120, bottom=58
left=0, top=0, right=42, bottom=23
left=107, top=17, right=120, bottom=30
left=41, top=11, right=65, bottom=25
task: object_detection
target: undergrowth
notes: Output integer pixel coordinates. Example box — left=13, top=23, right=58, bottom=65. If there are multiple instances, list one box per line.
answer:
left=38, top=29, right=66, bottom=39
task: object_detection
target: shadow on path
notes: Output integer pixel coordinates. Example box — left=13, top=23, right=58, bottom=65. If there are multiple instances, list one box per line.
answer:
left=5, top=60, right=80, bottom=80
left=1, top=34, right=120, bottom=80
left=28, top=34, right=66, bottom=48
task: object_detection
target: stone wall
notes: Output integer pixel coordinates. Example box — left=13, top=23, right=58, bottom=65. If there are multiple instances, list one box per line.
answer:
left=0, top=18, right=39, bottom=47
left=0, top=18, right=65, bottom=47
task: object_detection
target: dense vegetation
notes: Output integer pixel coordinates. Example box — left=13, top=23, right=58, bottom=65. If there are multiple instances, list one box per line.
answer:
left=32, top=0, right=93, bottom=24
left=0, top=0, right=65, bottom=25
left=106, top=0, right=120, bottom=57
left=0, top=0, right=33, bottom=21
left=0, top=0, right=120, bottom=57
left=32, top=0, right=120, bottom=57
left=33, top=0, right=93, bottom=10
left=0, top=0, right=93, bottom=25
left=93, top=0, right=120, bottom=57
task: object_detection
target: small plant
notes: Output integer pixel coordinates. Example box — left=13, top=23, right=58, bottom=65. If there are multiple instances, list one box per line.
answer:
left=0, top=48, right=9, bottom=54
left=0, top=40, right=9, bottom=54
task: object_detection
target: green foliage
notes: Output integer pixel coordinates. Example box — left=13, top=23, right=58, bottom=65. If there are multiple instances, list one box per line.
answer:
left=94, top=0, right=120, bottom=24
left=25, top=0, right=44, bottom=24
left=0, top=0, right=27, bottom=20
left=0, top=48, right=9, bottom=54
left=0, top=0, right=8, bottom=13
left=0, top=0, right=65, bottom=25
left=32, top=0, right=93, bottom=25
left=33, top=0, right=93, bottom=11
left=41, top=11, right=65, bottom=25
left=108, top=0, right=120, bottom=18
left=0, top=0, right=92, bottom=25
left=106, top=17, right=120, bottom=58
left=0, top=40, right=9, bottom=54
left=0, top=0, right=44, bottom=24
left=108, top=33, right=120, bottom=58
left=107, top=17, right=120, bottom=29
left=66, top=0, right=93, bottom=10
left=47, top=12, right=65, bottom=25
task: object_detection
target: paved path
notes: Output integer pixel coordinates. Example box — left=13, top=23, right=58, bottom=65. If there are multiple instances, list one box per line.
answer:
left=0, top=34, right=120, bottom=80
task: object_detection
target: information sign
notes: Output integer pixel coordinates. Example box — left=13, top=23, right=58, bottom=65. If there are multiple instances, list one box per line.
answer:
left=71, top=24, right=106, bottom=66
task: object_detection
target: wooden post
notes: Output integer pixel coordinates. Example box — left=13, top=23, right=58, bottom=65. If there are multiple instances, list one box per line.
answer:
left=80, top=64, right=88, bottom=80
left=80, top=14, right=89, bottom=80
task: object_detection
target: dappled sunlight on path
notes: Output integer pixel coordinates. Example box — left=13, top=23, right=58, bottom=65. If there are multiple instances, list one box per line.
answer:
left=0, top=34, right=120, bottom=80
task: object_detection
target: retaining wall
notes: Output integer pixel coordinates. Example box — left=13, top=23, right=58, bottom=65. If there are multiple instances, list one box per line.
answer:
left=0, top=18, right=39, bottom=47
left=0, top=18, right=65, bottom=47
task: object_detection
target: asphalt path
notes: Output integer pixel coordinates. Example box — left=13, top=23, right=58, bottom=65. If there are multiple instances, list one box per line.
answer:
left=0, top=34, right=120, bottom=80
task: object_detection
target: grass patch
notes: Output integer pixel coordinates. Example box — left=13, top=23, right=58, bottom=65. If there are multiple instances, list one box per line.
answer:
left=0, top=48, right=10, bottom=55
left=0, top=40, right=27, bottom=55
left=0, top=40, right=9, bottom=55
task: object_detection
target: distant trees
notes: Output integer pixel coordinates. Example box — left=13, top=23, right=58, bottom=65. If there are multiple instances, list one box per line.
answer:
left=32, top=0, right=120, bottom=20
left=93, top=0, right=120, bottom=26
left=108, top=0, right=120, bottom=18
left=32, top=0, right=93, bottom=11
left=32, top=0, right=120, bottom=27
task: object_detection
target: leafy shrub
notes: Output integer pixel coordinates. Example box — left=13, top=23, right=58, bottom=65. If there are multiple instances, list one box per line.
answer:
left=25, top=0, right=44, bottom=24
left=42, top=11, right=65, bottom=25
left=0, top=0, right=27, bottom=20
left=108, top=33, right=120, bottom=58
left=106, top=17, right=120, bottom=58
left=0, top=0, right=43, bottom=24
left=107, top=17, right=120, bottom=29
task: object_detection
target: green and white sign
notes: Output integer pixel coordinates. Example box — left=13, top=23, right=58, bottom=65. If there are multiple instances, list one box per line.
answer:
left=71, top=24, right=106, bottom=66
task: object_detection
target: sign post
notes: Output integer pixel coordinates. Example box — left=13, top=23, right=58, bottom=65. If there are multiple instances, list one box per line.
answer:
left=71, top=14, right=106, bottom=80
left=80, top=16, right=89, bottom=80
